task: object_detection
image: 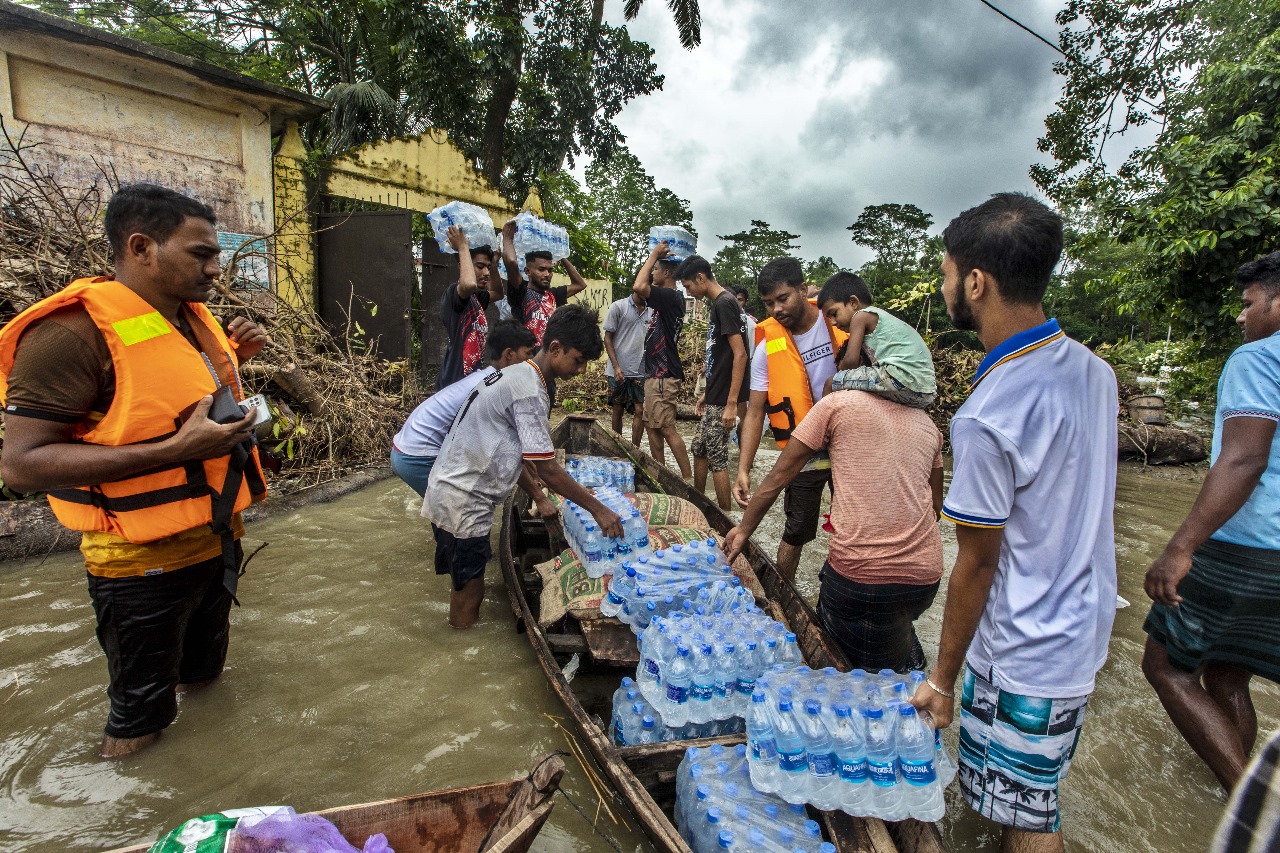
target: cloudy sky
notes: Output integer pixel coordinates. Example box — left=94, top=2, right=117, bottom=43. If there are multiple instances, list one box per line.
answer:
left=600, top=0, right=1072, bottom=269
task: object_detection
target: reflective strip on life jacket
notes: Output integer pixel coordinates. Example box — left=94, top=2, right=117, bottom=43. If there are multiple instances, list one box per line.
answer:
left=0, top=278, right=266, bottom=544
left=756, top=314, right=847, bottom=448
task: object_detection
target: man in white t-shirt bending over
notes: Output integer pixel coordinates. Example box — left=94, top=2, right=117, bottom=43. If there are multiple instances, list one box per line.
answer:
left=912, top=193, right=1118, bottom=852
left=423, top=304, right=623, bottom=629
left=734, top=257, right=848, bottom=582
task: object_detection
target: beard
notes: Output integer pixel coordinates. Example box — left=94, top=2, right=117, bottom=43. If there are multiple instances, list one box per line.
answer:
left=948, top=281, right=977, bottom=332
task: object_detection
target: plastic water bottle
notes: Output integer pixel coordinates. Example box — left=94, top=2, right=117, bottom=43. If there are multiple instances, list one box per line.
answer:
left=609, top=677, right=635, bottom=743
left=830, top=703, right=870, bottom=813
left=637, top=714, right=660, bottom=745
left=773, top=692, right=809, bottom=803
left=691, top=644, right=717, bottom=720
left=779, top=632, right=802, bottom=666
left=800, top=699, right=839, bottom=811
left=863, top=704, right=906, bottom=821
left=895, top=704, right=944, bottom=821
left=601, top=565, right=637, bottom=618
left=582, top=525, right=604, bottom=577
left=747, top=689, right=779, bottom=792
left=665, top=645, right=693, bottom=722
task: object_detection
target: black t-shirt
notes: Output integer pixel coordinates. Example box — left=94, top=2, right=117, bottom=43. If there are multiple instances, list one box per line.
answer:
left=704, top=290, right=750, bottom=406
left=438, top=283, right=490, bottom=390
left=643, top=285, right=685, bottom=380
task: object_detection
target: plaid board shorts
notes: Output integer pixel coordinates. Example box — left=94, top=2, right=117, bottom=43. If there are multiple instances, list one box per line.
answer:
left=957, top=666, right=1089, bottom=833
left=689, top=404, right=731, bottom=471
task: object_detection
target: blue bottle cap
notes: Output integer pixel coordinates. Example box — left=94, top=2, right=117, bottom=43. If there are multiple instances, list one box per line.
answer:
left=778, top=698, right=793, bottom=712
left=879, top=668, right=896, bottom=679
left=785, top=632, right=797, bottom=641
left=710, top=743, right=726, bottom=756
left=685, top=746, right=700, bottom=760
left=706, top=806, right=722, bottom=824
left=642, top=715, right=654, bottom=728
left=820, top=844, right=836, bottom=853
left=804, top=819, right=821, bottom=838
left=835, top=703, right=852, bottom=718
left=751, top=690, right=766, bottom=703
left=702, top=643, right=714, bottom=655
left=899, top=703, right=918, bottom=717
left=717, top=830, right=734, bottom=849
left=696, top=783, right=711, bottom=800
left=805, top=699, right=821, bottom=714
left=765, top=804, right=780, bottom=820
left=622, top=676, right=634, bottom=686
left=863, top=706, right=883, bottom=719
left=749, top=829, right=766, bottom=846
left=725, top=782, right=739, bottom=797
left=677, top=645, right=690, bottom=656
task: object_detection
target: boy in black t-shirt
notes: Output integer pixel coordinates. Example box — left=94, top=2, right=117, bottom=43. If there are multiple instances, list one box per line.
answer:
left=437, top=226, right=501, bottom=390
left=678, top=255, right=748, bottom=509
left=634, top=243, right=692, bottom=479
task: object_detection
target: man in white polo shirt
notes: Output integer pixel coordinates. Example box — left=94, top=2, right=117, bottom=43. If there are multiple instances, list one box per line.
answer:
left=912, top=193, right=1118, bottom=852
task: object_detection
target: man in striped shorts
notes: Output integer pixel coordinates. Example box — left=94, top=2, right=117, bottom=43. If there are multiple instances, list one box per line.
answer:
left=912, top=193, right=1119, bottom=853
left=1143, top=251, right=1280, bottom=793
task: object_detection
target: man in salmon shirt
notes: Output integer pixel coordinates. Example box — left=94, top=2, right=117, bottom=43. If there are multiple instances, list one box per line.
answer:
left=0, top=184, right=268, bottom=758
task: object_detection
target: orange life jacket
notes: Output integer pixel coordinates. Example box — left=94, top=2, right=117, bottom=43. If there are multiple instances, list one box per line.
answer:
left=0, top=278, right=266, bottom=544
left=755, top=311, right=848, bottom=447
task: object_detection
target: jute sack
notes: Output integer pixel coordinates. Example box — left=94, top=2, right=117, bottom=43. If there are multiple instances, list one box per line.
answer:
left=536, top=526, right=765, bottom=628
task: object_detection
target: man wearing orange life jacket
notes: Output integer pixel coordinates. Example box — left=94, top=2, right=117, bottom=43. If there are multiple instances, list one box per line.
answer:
left=0, top=184, right=268, bottom=759
left=734, top=257, right=848, bottom=582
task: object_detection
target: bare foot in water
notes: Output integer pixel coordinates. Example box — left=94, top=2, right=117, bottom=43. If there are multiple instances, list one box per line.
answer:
left=100, top=732, right=160, bottom=759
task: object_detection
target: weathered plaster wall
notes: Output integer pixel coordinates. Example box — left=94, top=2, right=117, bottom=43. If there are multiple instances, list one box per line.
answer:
left=0, top=29, right=278, bottom=234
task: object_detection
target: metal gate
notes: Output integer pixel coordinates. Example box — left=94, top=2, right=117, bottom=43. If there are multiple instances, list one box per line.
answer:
left=317, top=210, right=413, bottom=360
left=419, top=235, right=460, bottom=378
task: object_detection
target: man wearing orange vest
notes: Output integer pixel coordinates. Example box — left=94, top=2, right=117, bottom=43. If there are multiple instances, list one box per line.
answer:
left=0, top=184, right=268, bottom=758
left=734, top=257, right=848, bottom=582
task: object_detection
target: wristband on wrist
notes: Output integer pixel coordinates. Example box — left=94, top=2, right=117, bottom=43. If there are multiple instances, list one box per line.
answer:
left=925, top=677, right=954, bottom=699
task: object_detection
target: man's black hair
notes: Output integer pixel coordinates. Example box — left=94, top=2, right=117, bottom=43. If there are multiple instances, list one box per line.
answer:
left=525, top=250, right=553, bottom=264
left=470, top=245, right=495, bottom=262
left=941, top=192, right=1063, bottom=305
left=674, top=254, right=715, bottom=283
left=1236, top=251, right=1280, bottom=298
left=486, top=319, right=535, bottom=361
left=732, top=286, right=750, bottom=300
left=757, top=257, right=805, bottom=297
left=817, top=271, right=873, bottom=308
left=542, top=303, right=603, bottom=360
left=104, top=183, right=216, bottom=258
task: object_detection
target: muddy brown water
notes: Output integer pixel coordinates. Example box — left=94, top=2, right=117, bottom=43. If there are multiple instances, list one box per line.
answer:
left=1, top=434, right=1275, bottom=852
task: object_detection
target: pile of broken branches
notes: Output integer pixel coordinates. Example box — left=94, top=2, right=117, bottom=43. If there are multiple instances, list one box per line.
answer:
left=0, top=117, right=419, bottom=497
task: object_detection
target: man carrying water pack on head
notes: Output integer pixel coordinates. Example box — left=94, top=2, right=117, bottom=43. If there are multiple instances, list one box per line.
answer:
left=0, top=184, right=269, bottom=759
left=634, top=241, right=693, bottom=479
left=912, top=193, right=1118, bottom=852
left=1143, top=250, right=1280, bottom=795
left=734, top=257, right=847, bottom=583
left=501, top=218, right=587, bottom=348
left=423, top=304, right=624, bottom=629
left=437, top=225, right=504, bottom=390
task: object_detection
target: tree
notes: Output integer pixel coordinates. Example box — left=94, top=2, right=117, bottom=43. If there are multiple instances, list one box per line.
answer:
left=847, top=203, right=933, bottom=275
left=1036, top=0, right=1280, bottom=351
left=803, top=256, right=841, bottom=288
left=711, top=220, right=802, bottom=289
left=620, top=0, right=701, bottom=50
left=30, top=0, right=663, bottom=200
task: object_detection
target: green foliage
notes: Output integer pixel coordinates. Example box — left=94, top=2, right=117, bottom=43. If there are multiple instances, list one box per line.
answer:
left=803, top=256, right=841, bottom=288
left=1036, top=0, right=1280, bottom=356
left=537, top=170, right=612, bottom=281
left=711, top=220, right=801, bottom=290
left=28, top=0, right=663, bottom=200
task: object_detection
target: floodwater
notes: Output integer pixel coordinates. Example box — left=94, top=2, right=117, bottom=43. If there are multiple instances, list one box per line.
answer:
left=2, top=445, right=1276, bottom=853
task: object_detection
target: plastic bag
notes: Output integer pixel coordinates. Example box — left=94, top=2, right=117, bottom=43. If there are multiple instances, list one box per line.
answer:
left=228, top=811, right=392, bottom=853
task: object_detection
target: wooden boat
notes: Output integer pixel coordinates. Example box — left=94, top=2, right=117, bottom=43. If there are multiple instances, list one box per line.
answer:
left=106, top=754, right=564, bottom=853
left=499, top=415, right=947, bottom=853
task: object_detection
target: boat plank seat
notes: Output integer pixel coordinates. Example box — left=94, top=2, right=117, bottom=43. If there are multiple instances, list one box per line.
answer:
left=580, top=619, right=642, bottom=667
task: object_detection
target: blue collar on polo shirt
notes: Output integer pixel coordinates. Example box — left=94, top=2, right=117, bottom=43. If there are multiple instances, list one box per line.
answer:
left=969, top=318, right=1065, bottom=391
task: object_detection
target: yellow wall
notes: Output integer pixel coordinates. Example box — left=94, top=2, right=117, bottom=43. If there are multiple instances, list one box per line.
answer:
left=322, top=130, right=516, bottom=226
left=0, top=30, right=280, bottom=235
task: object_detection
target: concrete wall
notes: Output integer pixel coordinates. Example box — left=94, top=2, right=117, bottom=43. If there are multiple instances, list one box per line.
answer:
left=0, top=28, right=281, bottom=234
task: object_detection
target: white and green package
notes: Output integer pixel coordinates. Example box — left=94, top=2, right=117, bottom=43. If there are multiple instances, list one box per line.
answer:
left=147, top=806, right=293, bottom=853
